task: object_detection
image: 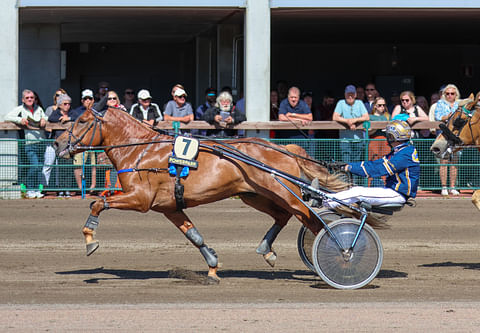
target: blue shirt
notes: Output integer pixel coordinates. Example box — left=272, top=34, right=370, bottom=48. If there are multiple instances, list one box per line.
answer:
left=334, top=100, right=368, bottom=140
left=277, top=99, right=311, bottom=138
left=278, top=99, right=311, bottom=116
left=348, top=142, right=420, bottom=198
left=434, top=99, right=458, bottom=121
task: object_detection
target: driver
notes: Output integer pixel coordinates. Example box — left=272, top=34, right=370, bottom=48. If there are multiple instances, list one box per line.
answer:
left=319, top=120, right=420, bottom=209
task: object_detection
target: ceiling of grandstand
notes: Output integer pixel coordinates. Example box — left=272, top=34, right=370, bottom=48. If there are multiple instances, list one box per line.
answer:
left=20, top=7, right=480, bottom=44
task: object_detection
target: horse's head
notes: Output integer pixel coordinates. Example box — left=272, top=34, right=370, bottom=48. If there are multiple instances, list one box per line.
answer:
left=53, top=107, right=105, bottom=159
left=430, top=93, right=480, bottom=159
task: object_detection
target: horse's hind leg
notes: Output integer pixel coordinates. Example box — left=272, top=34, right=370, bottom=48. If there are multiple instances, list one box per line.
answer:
left=239, top=194, right=292, bottom=267
left=164, top=211, right=220, bottom=283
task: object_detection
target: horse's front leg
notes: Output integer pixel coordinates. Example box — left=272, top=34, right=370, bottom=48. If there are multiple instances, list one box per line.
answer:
left=83, top=191, right=151, bottom=256
left=164, top=211, right=220, bottom=284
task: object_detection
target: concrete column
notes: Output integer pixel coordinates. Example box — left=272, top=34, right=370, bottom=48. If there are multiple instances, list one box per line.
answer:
left=245, top=0, right=270, bottom=138
left=19, top=23, right=61, bottom=110
left=0, top=0, right=19, bottom=121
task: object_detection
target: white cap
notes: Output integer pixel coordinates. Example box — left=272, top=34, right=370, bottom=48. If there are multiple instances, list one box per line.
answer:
left=174, top=88, right=187, bottom=97
left=81, top=89, right=94, bottom=99
left=137, top=89, right=152, bottom=100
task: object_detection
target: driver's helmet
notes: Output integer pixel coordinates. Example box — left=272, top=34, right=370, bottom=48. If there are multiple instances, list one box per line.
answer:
left=384, top=120, right=412, bottom=143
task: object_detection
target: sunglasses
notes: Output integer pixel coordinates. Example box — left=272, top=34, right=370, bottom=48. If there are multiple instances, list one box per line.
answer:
left=176, top=95, right=186, bottom=98
left=107, top=97, right=117, bottom=100
left=377, top=104, right=386, bottom=107
left=62, top=103, right=71, bottom=105
left=83, top=97, right=93, bottom=100
left=445, top=92, right=456, bottom=96
left=55, top=93, right=61, bottom=97
left=125, top=91, right=134, bottom=95
left=401, top=99, right=410, bottom=102
left=24, top=96, right=35, bottom=100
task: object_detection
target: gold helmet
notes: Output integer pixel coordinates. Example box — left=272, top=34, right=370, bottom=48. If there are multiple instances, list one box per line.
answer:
left=385, top=120, right=412, bottom=143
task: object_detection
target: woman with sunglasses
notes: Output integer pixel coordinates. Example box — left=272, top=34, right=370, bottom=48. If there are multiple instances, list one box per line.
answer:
left=391, top=91, right=429, bottom=125
left=367, top=97, right=390, bottom=187
left=434, top=84, right=461, bottom=196
left=42, top=88, right=68, bottom=194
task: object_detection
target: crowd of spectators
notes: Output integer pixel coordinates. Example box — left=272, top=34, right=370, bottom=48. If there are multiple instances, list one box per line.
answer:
left=5, top=80, right=469, bottom=198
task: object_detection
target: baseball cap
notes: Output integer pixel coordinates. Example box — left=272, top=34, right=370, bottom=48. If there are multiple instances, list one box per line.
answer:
left=174, top=88, right=187, bottom=97
left=81, top=89, right=94, bottom=99
left=137, top=89, right=152, bottom=100
left=345, top=85, right=356, bottom=94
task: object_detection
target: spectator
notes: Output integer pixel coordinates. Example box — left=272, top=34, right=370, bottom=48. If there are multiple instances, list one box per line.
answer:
left=163, top=83, right=186, bottom=112
left=367, top=97, right=390, bottom=187
left=70, top=89, right=97, bottom=195
left=48, top=94, right=79, bottom=197
left=416, top=95, right=432, bottom=138
left=122, top=88, right=135, bottom=110
left=333, top=84, right=369, bottom=163
left=105, top=90, right=127, bottom=111
left=42, top=88, right=67, bottom=190
left=129, top=89, right=163, bottom=126
left=276, top=80, right=288, bottom=102
left=203, top=91, right=246, bottom=137
left=164, top=88, right=194, bottom=124
left=5, top=89, right=48, bottom=198
left=356, top=86, right=365, bottom=102
left=434, top=84, right=461, bottom=196
left=95, top=81, right=109, bottom=100
left=196, top=87, right=217, bottom=121
left=313, top=91, right=337, bottom=139
left=391, top=91, right=429, bottom=137
left=364, top=83, right=377, bottom=113
left=270, top=89, right=280, bottom=121
left=302, top=91, right=317, bottom=139
left=428, top=88, right=444, bottom=136
left=277, top=86, right=313, bottom=139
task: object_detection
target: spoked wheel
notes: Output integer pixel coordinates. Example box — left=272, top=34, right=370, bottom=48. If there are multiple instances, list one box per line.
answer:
left=297, top=210, right=342, bottom=272
left=312, top=218, right=383, bottom=290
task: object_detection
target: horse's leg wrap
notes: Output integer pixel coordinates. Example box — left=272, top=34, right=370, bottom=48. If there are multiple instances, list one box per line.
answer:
left=199, top=245, right=218, bottom=268
left=84, top=214, right=99, bottom=230
left=185, top=227, right=217, bottom=268
left=256, top=224, right=282, bottom=255
left=185, top=227, right=204, bottom=246
left=83, top=215, right=100, bottom=256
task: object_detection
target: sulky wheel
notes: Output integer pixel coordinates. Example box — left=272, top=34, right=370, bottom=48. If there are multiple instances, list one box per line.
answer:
left=297, top=209, right=342, bottom=272
left=312, top=218, right=383, bottom=290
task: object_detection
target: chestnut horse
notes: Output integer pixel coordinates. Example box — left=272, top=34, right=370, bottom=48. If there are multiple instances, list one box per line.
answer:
left=54, top=106, right=352, bottom=283
left=430, top=93, right=480, bottom=210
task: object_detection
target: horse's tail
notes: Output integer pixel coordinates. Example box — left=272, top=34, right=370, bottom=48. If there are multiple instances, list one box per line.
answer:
left=284, top=144, right=389, bottom=229
left=283, top=144, right=350, bottom=192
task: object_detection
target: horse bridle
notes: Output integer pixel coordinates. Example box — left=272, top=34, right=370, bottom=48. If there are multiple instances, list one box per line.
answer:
left=439, top=106, right=476, bottom=149
left=65, top=108, right=105, bottom=154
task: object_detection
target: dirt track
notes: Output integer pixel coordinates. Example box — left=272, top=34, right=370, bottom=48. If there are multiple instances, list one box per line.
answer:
left=1, top=197, right=480, bottom=331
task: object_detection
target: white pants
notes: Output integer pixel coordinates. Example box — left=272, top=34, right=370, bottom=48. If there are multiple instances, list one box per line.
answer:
left=324, top=186, right=406, bottom=209
left=42, top=145, right=57, bottom=186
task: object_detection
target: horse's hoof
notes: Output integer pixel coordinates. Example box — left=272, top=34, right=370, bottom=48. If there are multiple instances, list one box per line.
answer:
left=206, top=275, right=220, bottom=285
left=264, top=251, right=277, bottom=267
left=86, top=240, right=99, bottom=256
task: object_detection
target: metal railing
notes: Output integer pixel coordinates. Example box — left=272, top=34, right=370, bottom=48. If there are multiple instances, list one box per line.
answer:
left=1, top=136, right=479, bottom=199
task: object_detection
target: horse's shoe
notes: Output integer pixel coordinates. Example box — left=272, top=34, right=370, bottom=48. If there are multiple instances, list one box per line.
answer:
left=206, top=275, right=220, bottom=285
left=86, top=240, right=99, bottom=256
left=263, top=251, right=277, bottom=267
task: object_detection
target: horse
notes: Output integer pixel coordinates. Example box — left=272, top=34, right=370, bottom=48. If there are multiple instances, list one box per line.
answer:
left=53, top=106, right=358, bottom=283
left=430, top=93, right=480, bottom=210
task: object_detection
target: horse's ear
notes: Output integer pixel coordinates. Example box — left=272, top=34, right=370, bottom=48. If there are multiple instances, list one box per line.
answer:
left=458, top=93, right=475, bottom=109
left=465, top=93, right=477, bottom=110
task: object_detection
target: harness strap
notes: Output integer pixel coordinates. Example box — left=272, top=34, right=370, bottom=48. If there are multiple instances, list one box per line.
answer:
left=174, top=166, right=186, bottom=211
